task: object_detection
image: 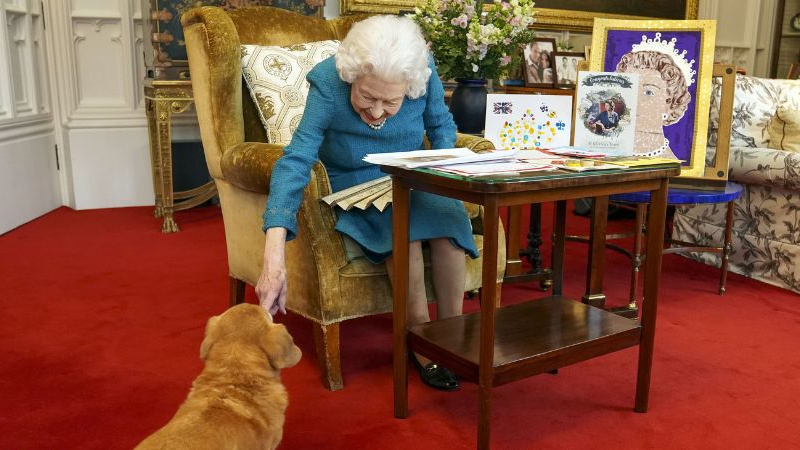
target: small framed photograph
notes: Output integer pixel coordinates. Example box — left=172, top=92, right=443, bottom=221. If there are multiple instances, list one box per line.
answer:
left=788, top=63, right=800, bottom=80
left=522, top=37, right=557, bottom=88
left=553, top=51, right=587, bottom=88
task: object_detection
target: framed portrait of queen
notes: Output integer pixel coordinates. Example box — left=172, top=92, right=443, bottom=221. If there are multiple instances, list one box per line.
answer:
left=589, top=19, right=717, bottom=179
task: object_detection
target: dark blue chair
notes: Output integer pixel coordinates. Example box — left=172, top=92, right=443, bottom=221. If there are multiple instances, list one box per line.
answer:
left=609, top=182, right=744, bottom=306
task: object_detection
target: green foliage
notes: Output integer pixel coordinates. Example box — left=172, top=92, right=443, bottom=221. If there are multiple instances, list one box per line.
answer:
left=409, top=0, right=536, bottom=80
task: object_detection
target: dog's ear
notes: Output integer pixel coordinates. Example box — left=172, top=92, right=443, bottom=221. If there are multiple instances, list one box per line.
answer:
left=199, top=315, right=221, bottom=360
left=261, top=323, right=302, bottom=369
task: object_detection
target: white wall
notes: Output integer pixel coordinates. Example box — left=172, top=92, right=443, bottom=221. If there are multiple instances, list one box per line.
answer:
left=0, top=0, right=60, bottom=234
left=45, top=0, right=156, bottom=210
left=699, top=0, right=779, bottom=77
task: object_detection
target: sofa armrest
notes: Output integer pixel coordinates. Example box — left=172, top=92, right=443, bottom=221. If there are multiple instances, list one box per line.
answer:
left=727, top=146, right=800, bottom=191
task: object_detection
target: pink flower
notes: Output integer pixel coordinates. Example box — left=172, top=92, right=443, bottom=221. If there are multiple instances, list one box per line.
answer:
left=500, top=55, right=511, bottom=66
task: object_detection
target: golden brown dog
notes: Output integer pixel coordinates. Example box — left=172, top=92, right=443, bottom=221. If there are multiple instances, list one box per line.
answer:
left=136, top=304, right=302, bottom=450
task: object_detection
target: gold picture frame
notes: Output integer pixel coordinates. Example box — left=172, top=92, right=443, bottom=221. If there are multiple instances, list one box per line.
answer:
left=339, top=0, right=699, bottom=25
left=589, top=19, right=717, bottom=180
left=340, top=0, right=417, bottom=14
left=532, top=0, right=699, bottom=32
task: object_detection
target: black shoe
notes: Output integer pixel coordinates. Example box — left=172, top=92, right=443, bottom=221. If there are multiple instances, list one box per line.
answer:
left=408, top=351, right=459, bottom=391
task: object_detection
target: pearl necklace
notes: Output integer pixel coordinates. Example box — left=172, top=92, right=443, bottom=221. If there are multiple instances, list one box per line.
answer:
left=638, top=137, right=670, bottom=157
left=367, top=118, right=387, bottom=131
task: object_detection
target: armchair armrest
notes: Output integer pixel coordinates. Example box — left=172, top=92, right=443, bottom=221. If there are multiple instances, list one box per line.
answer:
left=726, top=146, right=800, bottom=191
left=221, top=142, right=285, bottom=194
left=456, top=133, right=495, bottom=152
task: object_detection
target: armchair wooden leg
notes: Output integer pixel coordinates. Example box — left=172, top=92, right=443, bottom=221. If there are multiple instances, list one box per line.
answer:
left=229, top=277, right=245, bottom=307
left=313, top=322, right=343, bottom=391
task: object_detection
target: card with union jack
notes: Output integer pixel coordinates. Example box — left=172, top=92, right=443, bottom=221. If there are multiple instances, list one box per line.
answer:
left=484, top=94, right=572, bottom=150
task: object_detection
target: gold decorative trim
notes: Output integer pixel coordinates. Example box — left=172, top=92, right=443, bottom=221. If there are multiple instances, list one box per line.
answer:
left=340, top=0, right=417, bottom=15
left=339, top=0, right=699, bottom=29
left=532, top=1, right=699, bottom=32
left=589, top=19, right=717, bottom=180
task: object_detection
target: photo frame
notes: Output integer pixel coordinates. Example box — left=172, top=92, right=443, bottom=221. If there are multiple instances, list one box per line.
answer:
left=341, top=0, right=416, bottom=14
left=788, top=63, right=800, bottom=80
left=590, top=19, right=717, bottom=180
left=522, top=38, right=557, bottom=88
left=531, top=0, right=699, bottom=32
left=552, top=51, right=586, bottom=88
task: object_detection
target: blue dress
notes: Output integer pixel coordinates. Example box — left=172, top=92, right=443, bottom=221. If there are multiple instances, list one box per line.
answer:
left=262, top=57, right=479, bottom=263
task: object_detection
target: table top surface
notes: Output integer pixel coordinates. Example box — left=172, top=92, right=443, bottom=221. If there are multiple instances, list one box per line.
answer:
left=382, top=162, right=681, bottom=194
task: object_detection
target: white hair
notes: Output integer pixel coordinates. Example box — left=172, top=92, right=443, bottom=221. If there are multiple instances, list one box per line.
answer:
left=335, top=15, right=431, bottom=99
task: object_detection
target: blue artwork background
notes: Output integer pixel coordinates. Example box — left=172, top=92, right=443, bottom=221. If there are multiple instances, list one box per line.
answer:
left=603, top=30, right=701, bottom=164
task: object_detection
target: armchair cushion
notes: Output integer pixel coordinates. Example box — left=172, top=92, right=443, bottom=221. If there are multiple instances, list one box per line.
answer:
left=766, top=107, right=800, bottom=152
left=707, top=75, right=800, bottom=148
left=241, top=40, right=340, bottom=144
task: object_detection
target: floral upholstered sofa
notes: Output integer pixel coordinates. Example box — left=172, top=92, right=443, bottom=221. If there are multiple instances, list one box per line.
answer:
left=673, top=75, right=800, bottom=293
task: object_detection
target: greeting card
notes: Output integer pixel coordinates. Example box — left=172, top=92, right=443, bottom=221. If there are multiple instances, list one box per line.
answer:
left=573, top=71, right=640, bottom=155
left=483, top=94, right=572, bottom=150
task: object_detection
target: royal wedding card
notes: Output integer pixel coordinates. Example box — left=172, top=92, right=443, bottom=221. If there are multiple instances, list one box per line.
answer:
left=573, top=72, right=640, bottom=155
left=483, top=94, right=573, bottom=150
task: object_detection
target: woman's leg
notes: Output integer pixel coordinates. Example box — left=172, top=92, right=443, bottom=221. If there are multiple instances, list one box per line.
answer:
left=429, top=237, right=466, bottom=320
left=386, top=240, right=432, bottom=365
left=387, top=239, right=462, bottom=390
left=385, top=240, right=429, bottom=326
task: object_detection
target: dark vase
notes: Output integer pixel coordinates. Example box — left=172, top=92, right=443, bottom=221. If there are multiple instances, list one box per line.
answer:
left=449, top=78, right=488, bottom=134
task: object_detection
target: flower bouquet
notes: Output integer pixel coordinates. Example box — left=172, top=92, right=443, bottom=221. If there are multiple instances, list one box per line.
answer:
left=409, top=0, right=536, bottom=81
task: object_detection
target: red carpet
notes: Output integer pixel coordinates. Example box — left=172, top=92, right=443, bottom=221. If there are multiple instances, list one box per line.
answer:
left=1, top=204, right=798, bottom=449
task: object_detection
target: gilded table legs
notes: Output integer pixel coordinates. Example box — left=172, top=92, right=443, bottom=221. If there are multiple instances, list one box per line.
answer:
left=145, top=84, right=200, bottom=233
left=145, top=97, right=163, bottom=219
left=154, top=98, right=179, bottom=233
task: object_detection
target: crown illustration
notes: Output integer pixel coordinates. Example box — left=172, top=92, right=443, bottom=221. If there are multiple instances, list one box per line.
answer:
left=630, top=33, right=696, bottom=87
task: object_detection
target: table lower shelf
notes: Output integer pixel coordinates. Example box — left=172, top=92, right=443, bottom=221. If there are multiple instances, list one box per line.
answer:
left=408, top=297, right=642, bottom=386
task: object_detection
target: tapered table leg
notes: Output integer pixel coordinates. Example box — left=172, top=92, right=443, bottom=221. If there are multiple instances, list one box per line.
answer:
left=583, top=196, right=609, bottom=307
left=392, top=177, right=410, bottom=419
left=635, top=179, right=669, bottom=413
left=477, top=195, right=500, bottom=450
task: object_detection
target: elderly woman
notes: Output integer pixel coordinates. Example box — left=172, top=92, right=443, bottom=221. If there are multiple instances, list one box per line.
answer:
left=256, top=15, right=475, bottom=391
left=616, top=50, right=687, bottom=159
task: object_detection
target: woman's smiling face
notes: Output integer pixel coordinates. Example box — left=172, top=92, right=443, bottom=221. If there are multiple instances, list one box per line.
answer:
left=350, top=74, right=407, bottom=125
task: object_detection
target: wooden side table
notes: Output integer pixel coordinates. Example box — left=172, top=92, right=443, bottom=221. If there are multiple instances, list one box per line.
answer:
left=144, top=79, right=217, bottom=233
left=385, top=163, right=680, bottom=449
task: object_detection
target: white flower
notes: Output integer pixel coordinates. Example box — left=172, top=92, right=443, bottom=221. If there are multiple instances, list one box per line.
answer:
left=472, top=63, right=479, bottom=72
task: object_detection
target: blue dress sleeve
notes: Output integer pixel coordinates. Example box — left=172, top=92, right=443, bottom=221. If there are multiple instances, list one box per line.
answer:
left=422, top=60, right=457, bottom=149
left=262, top=76, right=334, bottom=240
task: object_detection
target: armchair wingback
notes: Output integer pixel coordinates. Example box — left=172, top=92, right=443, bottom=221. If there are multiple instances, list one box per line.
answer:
left=182, top=6, right=506, bottom=390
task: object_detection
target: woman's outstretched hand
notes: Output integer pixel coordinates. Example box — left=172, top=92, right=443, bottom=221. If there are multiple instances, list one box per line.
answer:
left=256, top=228, right=288, bottom=315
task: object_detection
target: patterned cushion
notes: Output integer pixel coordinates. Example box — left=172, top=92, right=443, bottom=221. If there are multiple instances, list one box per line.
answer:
left=241, top=40, right=339, bottom=144
left=767, top=107, right=800, bottom=152
left=707, top=75, right=800, bottom=148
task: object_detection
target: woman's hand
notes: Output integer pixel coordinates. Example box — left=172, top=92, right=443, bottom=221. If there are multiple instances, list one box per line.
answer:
left=256, top=228, right=288, bottom=315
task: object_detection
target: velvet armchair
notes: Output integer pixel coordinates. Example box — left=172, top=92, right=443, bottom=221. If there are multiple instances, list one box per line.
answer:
left=181, top=6, right=506, bottom=390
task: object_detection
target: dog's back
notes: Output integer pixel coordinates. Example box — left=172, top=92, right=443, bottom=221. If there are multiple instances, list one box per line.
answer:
left=136, top=305, right=301, bottom=450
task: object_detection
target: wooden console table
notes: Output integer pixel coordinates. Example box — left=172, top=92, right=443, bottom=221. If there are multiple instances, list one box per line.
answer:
left=385, top=163, right=680, bottom=449
left=144, top=79, right=217, bottom=233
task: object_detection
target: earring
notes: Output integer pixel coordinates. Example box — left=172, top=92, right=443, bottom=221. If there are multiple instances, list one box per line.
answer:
left=662, top=113, right=668, bottom=120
